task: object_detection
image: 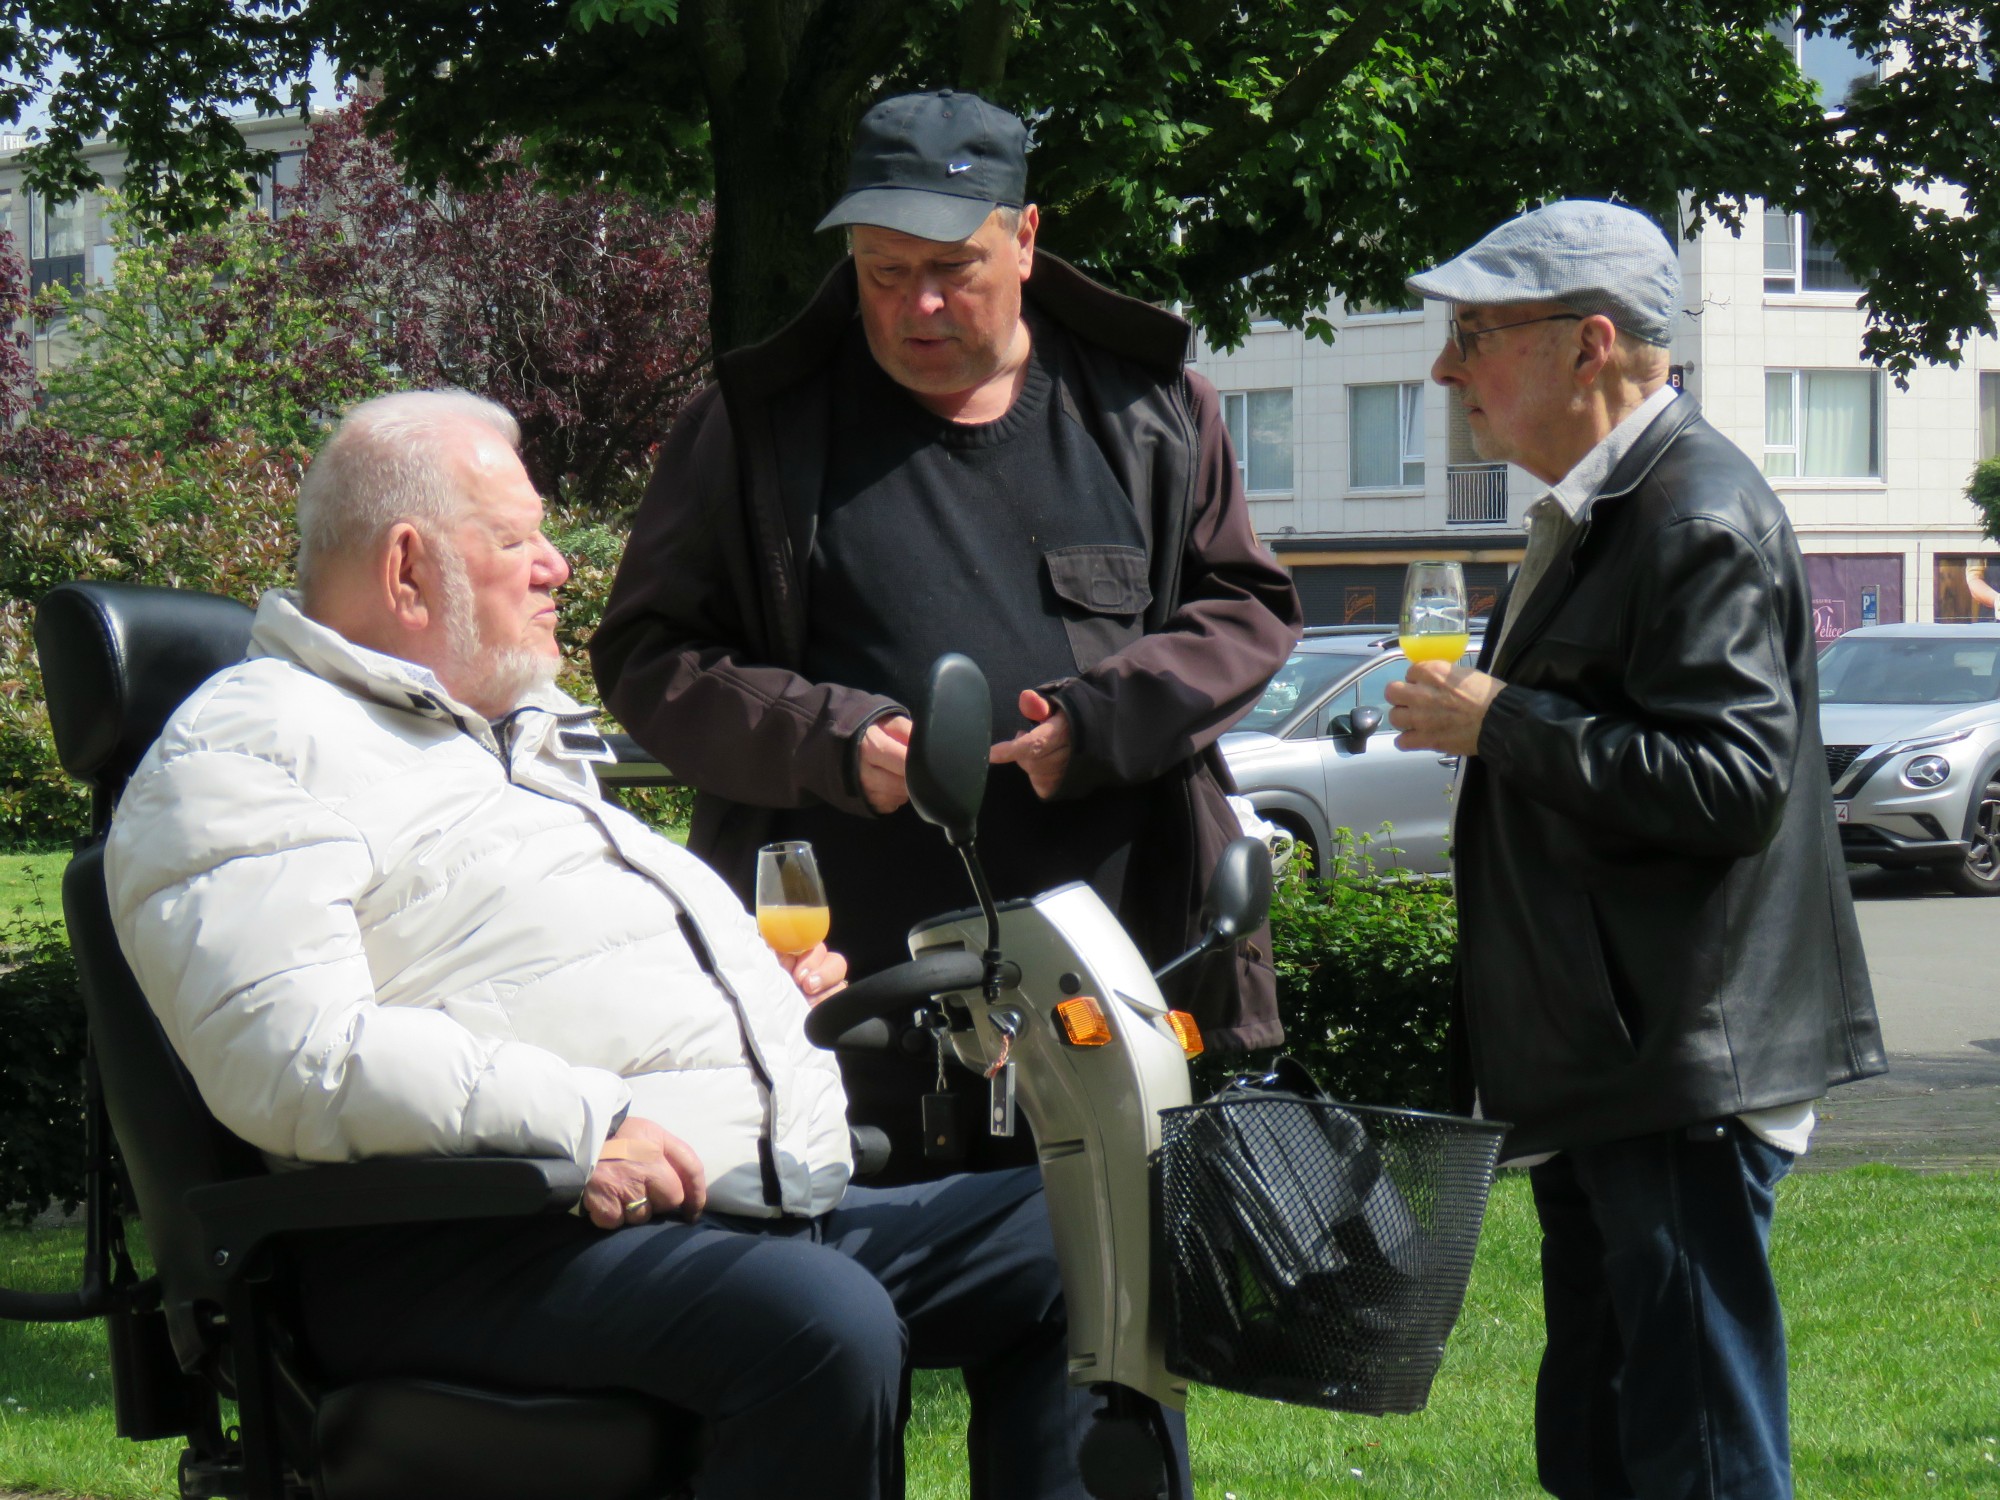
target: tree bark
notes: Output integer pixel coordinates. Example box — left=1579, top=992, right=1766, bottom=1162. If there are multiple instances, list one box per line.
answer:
left=704, top=100, right=851, bottom=352
left=690, top=0, right=921, bottom=353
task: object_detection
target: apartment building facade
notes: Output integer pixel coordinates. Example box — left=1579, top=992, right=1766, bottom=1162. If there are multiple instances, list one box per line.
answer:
left=1191, top=219, right=2000, bottom=635
left=1191, top=19, right=2000, bottom=635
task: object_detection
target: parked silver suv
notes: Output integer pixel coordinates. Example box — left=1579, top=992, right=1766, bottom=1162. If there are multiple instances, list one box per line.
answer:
left=1222, top=627, right=1479, bottom=876
left=1819, top=623, right=2000, bottom=895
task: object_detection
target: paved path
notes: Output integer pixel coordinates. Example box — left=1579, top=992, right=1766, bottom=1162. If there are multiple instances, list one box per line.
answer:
left=1802, top=868, right=2000, bottom=1172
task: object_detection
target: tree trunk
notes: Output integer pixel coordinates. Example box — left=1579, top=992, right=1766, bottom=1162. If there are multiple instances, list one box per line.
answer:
left=705, top=100, right=851, bottom=354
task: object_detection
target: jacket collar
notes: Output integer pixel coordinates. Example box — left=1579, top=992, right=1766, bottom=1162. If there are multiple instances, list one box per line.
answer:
left=248, top=590, right=582, bottom=729
left=1487, top=397, right=1707, bottom=678
left=717, top=248, right=1191, bottom=403
left=1597, top=393, right=1704, bottom=503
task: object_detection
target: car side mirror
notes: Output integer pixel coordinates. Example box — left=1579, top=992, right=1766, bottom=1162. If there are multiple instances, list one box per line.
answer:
left=906, top=653, right=991, bottom=848
left=1334, top=705, right=1382, bottom=748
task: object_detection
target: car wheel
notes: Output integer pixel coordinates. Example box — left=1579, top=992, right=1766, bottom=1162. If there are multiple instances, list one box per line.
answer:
left=1938, top=771, right=2000, bottom=897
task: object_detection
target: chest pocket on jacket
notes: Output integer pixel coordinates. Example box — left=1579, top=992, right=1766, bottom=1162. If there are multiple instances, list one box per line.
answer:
left=1046, top=545, right=1151, bottom=673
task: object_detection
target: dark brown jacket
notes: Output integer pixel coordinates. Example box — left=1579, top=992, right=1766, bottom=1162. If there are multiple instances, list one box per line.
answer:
left=591, top=252, right=1301, bottom=1050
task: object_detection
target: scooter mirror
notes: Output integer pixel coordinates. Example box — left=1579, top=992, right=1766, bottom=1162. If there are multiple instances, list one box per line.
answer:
left=906, top=653, right=991, bottom=848
left=1199, top=835, right=1274, bottom=946
left=1151, top=834, right=1275, bottom=985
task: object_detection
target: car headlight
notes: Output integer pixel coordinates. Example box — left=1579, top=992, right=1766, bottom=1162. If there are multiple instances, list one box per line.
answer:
left=1885, top=730, right=1971, bottom=755
left=1902, top=754, right=1951, bottom=790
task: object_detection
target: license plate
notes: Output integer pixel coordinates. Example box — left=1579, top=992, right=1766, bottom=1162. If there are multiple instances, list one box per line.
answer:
left=1834, top=801, right=1850, bottom=823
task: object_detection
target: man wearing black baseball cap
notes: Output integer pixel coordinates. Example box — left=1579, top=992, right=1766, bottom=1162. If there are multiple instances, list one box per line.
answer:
left=596, top=90, right=1299, bottom=1179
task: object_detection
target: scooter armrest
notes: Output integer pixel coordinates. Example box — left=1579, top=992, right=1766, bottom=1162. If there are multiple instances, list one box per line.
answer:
left=185, top=1157, right=588, bottom=1276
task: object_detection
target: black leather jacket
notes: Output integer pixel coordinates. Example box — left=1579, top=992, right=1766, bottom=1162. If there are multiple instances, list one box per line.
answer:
left=1455, top=398, right=1886, bottom=1155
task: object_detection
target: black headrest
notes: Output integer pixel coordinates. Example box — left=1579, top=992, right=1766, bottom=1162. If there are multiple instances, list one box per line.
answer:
left=34, top=582, right=255, bottom=790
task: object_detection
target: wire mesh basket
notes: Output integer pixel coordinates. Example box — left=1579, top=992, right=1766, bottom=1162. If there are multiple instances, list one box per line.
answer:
left=1154, top=1074, right=1507, bottom=1415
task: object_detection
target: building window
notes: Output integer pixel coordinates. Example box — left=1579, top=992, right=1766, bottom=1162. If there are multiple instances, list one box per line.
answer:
left=1763, top=369, right=1882, bottom=479
left=253, top=150, right=306, bottom=218
left=1349, top=381, right=1425, bottom=489
left=1981, top=372, right=2000, bottom=461
left=1763, top=209, right=1862, bottom=294
left=25, top=191, right=86, bottom=295
left=1771, top=14, right=1880, bottom=111
left=1222, top=389, right=1294, bottom=494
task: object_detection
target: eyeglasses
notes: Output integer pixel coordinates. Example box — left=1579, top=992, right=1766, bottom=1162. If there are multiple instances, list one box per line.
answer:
left=1446, top=313, right=1583, bottom=362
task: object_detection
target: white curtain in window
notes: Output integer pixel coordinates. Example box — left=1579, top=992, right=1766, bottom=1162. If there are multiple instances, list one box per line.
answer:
left=1981, top=374, right=1999, bottom=462
left=1801, top=371, right=1877, bottom=477
left=1246, top=390, right=1293, bottom=492
left=1349, top=384, right=1400, bottom=488
left=1399, top=384, right=1423, bottom=464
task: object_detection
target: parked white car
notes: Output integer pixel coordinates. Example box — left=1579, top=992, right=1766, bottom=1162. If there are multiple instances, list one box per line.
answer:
left=1819, top=623, right=2000, bottom=895
left=1221, top=627, right=1478, bottom=877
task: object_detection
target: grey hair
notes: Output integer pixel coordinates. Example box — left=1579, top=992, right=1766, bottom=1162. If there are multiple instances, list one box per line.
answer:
left=295, top=390, right=522, bottom=599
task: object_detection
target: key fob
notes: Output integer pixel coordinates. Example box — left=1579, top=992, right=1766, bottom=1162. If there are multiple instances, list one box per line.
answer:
left=922, top=1092, right=966, bottom=1162
left=988, top=1060, right=1017, bottom=1138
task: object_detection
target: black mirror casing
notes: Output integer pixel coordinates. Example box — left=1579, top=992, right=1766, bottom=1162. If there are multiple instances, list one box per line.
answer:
left=1349, top=706, right=1383, bottom=741
left=1199, top=836, right=1274, bottom=947
left=906, top=653, right=991, bottom=847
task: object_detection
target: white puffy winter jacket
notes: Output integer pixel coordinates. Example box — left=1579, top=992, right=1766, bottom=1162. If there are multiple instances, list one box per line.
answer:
left=105, top=592, right=852, bottom=1218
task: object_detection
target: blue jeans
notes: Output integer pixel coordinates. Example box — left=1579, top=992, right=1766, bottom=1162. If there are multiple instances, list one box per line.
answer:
left=1528, top=1123, right=1795, bottom=1500
left=294, top=1166, right=1189, bottom=1500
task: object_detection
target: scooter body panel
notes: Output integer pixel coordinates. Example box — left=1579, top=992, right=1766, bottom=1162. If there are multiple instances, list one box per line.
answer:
left=910, top=881, right=1191, bottom=1409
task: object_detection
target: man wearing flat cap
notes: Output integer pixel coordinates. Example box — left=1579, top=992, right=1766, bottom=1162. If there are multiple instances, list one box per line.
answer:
left=1386, top=200, right=1885, bottom=1499
left=593, top=90, right=1300, bottom=1179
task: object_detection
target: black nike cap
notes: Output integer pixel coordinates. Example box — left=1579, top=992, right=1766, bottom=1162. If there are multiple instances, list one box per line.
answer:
left=816, top=89, right=1029, bottom=243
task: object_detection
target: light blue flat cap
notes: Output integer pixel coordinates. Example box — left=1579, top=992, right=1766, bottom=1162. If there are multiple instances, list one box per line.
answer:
left=1406, top=200, right=1680, bottom=346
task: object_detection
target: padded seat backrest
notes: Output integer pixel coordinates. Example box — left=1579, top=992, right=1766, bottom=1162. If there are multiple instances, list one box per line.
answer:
left=35, top=581, right=256, bottom=820
left=35, top=582, right=265, bottom=1368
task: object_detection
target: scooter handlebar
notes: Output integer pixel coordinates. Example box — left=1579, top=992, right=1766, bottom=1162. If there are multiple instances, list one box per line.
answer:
left=804, top=949, right=1010, bottom=1049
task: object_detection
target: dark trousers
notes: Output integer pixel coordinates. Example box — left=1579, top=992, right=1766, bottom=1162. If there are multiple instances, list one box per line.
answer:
left=294, top=1166, right=1189, bottom=1500
left=1528, top=1123, right=1795, bottom=1500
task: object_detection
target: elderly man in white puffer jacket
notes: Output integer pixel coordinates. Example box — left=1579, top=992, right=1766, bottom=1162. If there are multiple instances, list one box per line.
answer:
left=105, top=390, right=1142, bottom=1500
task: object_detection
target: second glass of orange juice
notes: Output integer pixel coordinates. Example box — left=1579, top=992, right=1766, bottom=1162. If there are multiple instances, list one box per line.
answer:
left=1400, top=561, right=1469, bottom=664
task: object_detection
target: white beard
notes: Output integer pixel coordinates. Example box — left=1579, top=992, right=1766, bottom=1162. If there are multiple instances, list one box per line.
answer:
left=433, top=547, right=561, bottom=713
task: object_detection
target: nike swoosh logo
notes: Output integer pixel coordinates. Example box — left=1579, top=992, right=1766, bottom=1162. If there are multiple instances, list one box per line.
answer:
left=946, top=162, right=972, bottom=175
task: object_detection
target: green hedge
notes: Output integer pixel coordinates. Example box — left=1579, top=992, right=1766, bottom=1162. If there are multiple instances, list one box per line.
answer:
left=0, top=912, right=86, bottom=1226
left=1202, top=833, right=1457, bottom=1110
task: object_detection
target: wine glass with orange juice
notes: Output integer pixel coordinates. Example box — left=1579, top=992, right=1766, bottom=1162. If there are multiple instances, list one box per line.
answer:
left=755, top=842, right=830, bottom=958
left=1400, top=561, right=1469, bottom=665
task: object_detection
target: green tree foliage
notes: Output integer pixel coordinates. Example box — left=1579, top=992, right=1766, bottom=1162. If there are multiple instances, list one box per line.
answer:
left=27, top=97, right=711, bottom=510
left=9, top=2, right=1997, bottom=364
left=37, top=199, right=392, bottom=453
left=1969, top=457, right=2000, bottom=544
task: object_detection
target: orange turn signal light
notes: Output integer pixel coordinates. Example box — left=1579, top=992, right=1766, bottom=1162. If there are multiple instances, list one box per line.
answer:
left=1055, top=996, right=1113, bottom=1047
left=1166, top=1010, right=1204, bottom=1058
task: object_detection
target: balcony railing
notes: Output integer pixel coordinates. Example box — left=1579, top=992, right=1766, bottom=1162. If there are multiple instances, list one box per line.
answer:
left=1446, top=462, right=1509, bottom=525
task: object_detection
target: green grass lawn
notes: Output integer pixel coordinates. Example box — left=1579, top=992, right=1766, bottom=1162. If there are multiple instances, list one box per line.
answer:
left=0, top=850, right=68, bottom=923
left=4, top=1168, right=1995, bottom=1499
